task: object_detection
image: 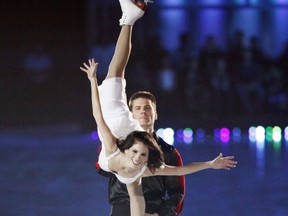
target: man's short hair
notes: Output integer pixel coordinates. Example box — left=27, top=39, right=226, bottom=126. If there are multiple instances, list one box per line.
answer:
left=128, top=91, right=157, bottom=111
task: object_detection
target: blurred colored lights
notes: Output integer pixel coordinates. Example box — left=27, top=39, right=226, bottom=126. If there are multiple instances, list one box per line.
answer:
left=265, top=126, right=273, bottom=142
left=255, top=126, right=265, bottom=142
left=232, top=127, right=241, bottom=137
left=183, top=128, right=193, bottom=144
left=248, top=126, right=256, bottom=142
left=273, top=126, right=282, bottom=142
left=220, top=128, right=230, bottom=138
left=196, top=128, right=205, bottom=138
left=285, top=126, right=288, bottom=141
left=91, top=125, right=287, bottom=146
left=220, top=127, right=230, bottom=142
left=214, top=128, right=220, bottom=139
left=90, top=130, right=99, bottom=141
left=249, top=125, right=284, bottom=143
left=157, top=128, right=175, bottom=145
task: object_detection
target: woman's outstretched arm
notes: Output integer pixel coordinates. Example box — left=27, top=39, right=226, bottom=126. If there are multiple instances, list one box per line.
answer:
left=147, top=153, right=237, bottom=177
left=80, top=58, right=117, bottom=154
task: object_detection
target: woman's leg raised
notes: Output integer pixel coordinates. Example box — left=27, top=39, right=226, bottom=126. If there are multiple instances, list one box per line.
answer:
left=105, top=25, right=132, bottom=79
left=99, top=0, right=146, bottom=139
left=105, top=0, right=146, bottom=79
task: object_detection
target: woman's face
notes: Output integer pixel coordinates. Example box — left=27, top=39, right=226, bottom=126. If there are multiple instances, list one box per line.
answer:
left=125, top=141, right=149, bottom=168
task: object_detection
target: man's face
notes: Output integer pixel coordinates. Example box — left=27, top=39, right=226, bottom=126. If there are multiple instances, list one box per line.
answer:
left=131, top=98, right=157, bottom=131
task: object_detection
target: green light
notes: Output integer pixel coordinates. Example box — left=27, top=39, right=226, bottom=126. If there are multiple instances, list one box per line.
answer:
left=266, top=126, right=273, bottom=136
left=183, top=128, right=193, bottom=137
left=266, top=126, right=273, bottom=142
left=273, top=141, right=281, bottom=153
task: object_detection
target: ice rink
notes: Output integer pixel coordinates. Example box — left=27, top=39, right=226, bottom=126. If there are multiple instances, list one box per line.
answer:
left=1, top=124, right=287, bottom=216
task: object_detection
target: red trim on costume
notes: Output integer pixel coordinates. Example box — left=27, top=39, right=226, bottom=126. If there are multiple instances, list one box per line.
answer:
left=174, top=148, right=186, bottom=214
left=95, top=161, right=101, bottom=171
left=95, top=146, right=102, bottom=171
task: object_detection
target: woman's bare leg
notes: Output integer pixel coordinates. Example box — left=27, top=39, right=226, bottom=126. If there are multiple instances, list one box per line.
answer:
left=105, top=25, right=132, bottom=79
left=105, top=0, right=146, bottom=79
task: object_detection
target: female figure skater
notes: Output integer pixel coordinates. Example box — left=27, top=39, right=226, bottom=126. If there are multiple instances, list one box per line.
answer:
left=80, top=0, right=237, bottom=215
left=80, top=57, right=237, bottom=215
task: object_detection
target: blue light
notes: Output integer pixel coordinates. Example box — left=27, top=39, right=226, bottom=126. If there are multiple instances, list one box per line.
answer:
left=197, top=9, right=227, bottom=47
left=90, top=130, right=99, bottom=141
left=176, top=128, right=188, bottom=144
left=249, top=0, right=260, bottom=5
left=196, top=128, right=205, bottom=138
left=183, top=136, right=193, bottom=144
left=266, top=6, right=288, bottom=57
left=159, top=9, right=189, bottom=51
left=159, top=0, right=185, bottom=6
left=256, top=139, right=265, bottom=177
left=214, top=128, right=221, bottom=140
left=249, top=126, right=256, bottom=142
left=198, top=0, right=226, bottom=5
left=275, top=0, right=288, bottom=4
left=285, top=126, right=288, bottom=141
left=232, top=127, right=241, bottom=137
left=176, top=128, right=184, bottom=139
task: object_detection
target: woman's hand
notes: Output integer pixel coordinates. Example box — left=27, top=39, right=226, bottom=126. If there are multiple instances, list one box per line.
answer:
left=80, top=58, right=99, bottom=80
left=210, top=153, right=237, bottom=170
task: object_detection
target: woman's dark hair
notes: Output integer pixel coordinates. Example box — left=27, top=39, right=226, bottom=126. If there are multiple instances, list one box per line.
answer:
left=117, top=131, right=164, bottom=173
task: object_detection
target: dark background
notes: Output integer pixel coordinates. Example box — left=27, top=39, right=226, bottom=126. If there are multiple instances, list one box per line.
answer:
left=1, top=0, right=288, bottom=131
left=0, top=1, right=288, bottom=216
